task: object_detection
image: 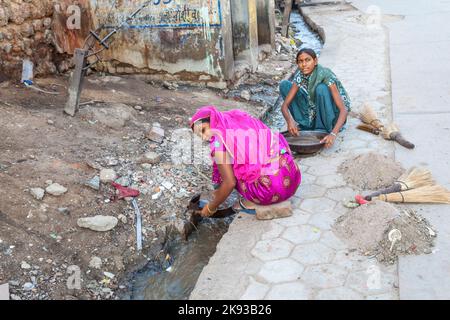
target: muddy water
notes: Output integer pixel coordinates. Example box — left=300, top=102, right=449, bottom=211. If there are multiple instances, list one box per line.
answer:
left=130, top=218, right=232, bottom=300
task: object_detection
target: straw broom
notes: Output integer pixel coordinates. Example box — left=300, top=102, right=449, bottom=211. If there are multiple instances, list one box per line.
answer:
left=356, top=123, right=380, bottom=135
left=381, top=123, right=415, bottom=149
left=365, top=167, right=434, bottom=200
left=373, top=185, right=450, bottom=204
left=359, top=103, right=384, bottom=131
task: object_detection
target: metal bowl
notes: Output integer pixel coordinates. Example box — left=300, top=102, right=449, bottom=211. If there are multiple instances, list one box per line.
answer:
left=282, top=130, right=328, bottom=154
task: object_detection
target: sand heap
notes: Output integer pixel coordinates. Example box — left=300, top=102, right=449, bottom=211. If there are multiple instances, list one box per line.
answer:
left=338, top=152, right=405, bottom=190
left=333, top=201, right=436, bottom=264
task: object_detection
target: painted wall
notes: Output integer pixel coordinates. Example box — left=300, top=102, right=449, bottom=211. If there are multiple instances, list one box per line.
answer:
left=87, top=0, right=234, bottom=82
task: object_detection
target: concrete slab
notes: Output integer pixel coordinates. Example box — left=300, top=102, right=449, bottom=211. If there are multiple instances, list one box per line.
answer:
left=0, top=283, right=9, bottom=300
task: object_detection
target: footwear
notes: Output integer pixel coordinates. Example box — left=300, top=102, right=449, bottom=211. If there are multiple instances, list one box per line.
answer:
left=239, top=198, right=256, bottom=215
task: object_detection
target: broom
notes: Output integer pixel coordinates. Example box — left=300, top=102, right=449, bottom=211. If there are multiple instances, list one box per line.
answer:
left=356, top=123, right=380, bottom=135
left=373, top=185, right=450, bottom=204
left=359, top=103, right=384, bottom=131
left=364, top=167, right=434, bottom=200
left=382, top=123, right=415, bottom=149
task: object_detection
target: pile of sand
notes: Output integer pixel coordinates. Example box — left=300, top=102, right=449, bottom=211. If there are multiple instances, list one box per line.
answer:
left=338, top=152, right=405, bottom=190
left=333, top=201, right=400, bottom=253
left=333, top=201, right=436, bottom=264
left=376, top=208, right=436, bottom=264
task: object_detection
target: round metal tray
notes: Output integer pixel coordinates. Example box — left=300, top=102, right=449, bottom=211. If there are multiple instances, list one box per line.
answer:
left=282, top=130, right=328, bottom=154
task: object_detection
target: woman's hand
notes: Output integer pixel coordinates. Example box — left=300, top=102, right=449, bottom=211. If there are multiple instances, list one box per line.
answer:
left=320, top=134, right=337, bottom=148
left=200, top=205, right=212, bottom=217
left=288, top=119, right=299, bottom=136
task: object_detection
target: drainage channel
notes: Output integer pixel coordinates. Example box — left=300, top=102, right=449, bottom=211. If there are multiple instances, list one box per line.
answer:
left=124, top=9, right=323, bottom=301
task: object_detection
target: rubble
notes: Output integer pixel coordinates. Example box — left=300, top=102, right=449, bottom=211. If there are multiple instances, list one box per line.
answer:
left=146, top=126, right=165, bottom=143
left=45, top=183, right=67, bottom=196
left=30, top=187, right=45, bottom=200
left=77, top=216, right=119, bottom=232
left=100, top=169, right=117, bottom=183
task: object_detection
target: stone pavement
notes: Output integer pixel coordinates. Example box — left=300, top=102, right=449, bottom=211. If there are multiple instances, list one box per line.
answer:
left=350, top=0, right=450, bottom=299
left=190, top=1, right=402, bottom=300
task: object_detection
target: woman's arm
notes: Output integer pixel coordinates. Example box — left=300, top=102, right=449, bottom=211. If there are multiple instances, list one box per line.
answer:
left=321, top=83, right=348, bottom=148
left=200, top=151, right=236, bottom=216
left=281, top=83, right=300, bottom=136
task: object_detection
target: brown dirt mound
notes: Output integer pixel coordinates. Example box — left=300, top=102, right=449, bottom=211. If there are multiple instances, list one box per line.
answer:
left=333, top=200, right=400, bottom=253
left=376, top=208, right=436, bottom=264
left=338, top=152, right=405, bottom=190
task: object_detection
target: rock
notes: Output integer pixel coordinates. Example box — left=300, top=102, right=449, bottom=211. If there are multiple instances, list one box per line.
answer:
left=118, top=214, right=128, bottom=224
left=38, top=213, right=48, bottom=223
left=161, top=181, right=173, bottom=190
left=47, top=119, right=54, bottom=125
left=45, top=183, right=68, bottom=196
left=146, top=126, right=165, bottom=143
left=45, top=180, right=53, bottom=186
left=140, top=152, right=161, bottom=164
left=103, top=272, right=115, bottom=279
left=77, top=215, right=118, bottom=232
left=255, top=200, right=293, bottom=220
left=89, top=103, right=136, bottom=129
left=207, top=81, right=228, bottom=90
left=141, top=163, right=152, bottom=170
left=85, top=176, right=100, bottom=190
left=89, top=257, right=102, bottom=269
left=0, top=283, right=9, bottom=300
left=22, top=282, right=34, bottom=291
left=58, top=207, right=70, bottom=215
left=21, top=261, right=31, bottom=269
left=113, top=256, right=125, bottom=271
left=240, top=90, right=251, bottom=101
left=134, top=105, right=143, bottom=111
left=100, top=169, right=117, bottom=183
left=30, top=188, right=45, bottom=200
left=10, top=294, right=21, bottom=300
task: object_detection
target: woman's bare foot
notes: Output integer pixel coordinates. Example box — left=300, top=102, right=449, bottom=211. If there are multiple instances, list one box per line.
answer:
left=241, top=198, right=257, bottom=209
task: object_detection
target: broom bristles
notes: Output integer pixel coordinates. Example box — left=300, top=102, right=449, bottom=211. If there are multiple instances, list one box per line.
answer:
left=360, top=103, right=384, bottom=129
left=375, top=185, right=450, bottom=204
left=398, top=167, right=434, bottom=190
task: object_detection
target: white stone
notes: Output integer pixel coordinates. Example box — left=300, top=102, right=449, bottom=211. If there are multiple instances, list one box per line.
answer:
left=100, top=169, right=117, bottom=183
left=301, top=264, right=348, bottom=289
left=118, top=214, right=128, bottom=224
left=77, top=215, right=118, bottom=232
left=251, top=238, right=293, bottom=261
left=291, top=243, right=335, bottom=265
left=282, top=225, right=321, bottom=244
left=89, top=257, right=102, bottom=269
left=21, top=261, right=31, bottom=269
left=45, top=183, right=67, bottom=196
left=300, top=198, right=337, bottom=213
left=103, top=272, right=115, bottom=279
left=141, top=152, right=160, bottom=164
left=258, top=259, right=304, bottom=283
left=30, top=188, right=45, bottom=200
left=266, top=282, right=312, bottom=300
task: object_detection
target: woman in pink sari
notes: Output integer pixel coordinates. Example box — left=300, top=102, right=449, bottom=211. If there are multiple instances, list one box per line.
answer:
left=190, top=106, right=302, bottom=217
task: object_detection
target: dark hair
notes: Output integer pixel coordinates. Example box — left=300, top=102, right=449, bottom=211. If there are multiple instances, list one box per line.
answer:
left=200, top=118, right=210, bottom=123
left=191, top=117, right=210, bottom=129
left=296, top=48, right=317, bottom=62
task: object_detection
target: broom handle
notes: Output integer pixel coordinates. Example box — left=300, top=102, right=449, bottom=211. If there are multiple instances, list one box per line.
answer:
left=364, top=183, right=402, bottom=201
left=390, top=132, right=415, bottom=149
left=357, top=124, right=379, bottom=135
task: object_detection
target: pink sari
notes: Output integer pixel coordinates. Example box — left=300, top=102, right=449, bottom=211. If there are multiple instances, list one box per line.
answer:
left=191, top=106, right=301, bottom=205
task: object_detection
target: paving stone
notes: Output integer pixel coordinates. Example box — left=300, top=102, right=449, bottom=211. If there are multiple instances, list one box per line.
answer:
left=301, top=264, right=348, bottom=289
left=274, top=210, right=311, bottom=227
left=265, top=282, right=312, bottom=300
left=300, top=198, right=337, bottom=213
left=325, top=187, right=357, bottom=202
left=342, top=139, right=368, bottom=150
left=308, top=211, right=341, bottom=231
left=296, top=184, right=327, bottom=198
left=307, top=165, right=338, bottom=176
left=260, top=222, right=285, bottom=240
left=291, top=243, right=335, bottom=265
left=320, top=231, right=348, bottom=250
left=258, top=259, right=304, bottom=283
left=299, top=172, right=317, bottom=184
left=345, top=269, right=397, bottom=296
left=332, top=250, right=375, bottom=272
left=315, top=287, right=364, bottom=300
left=282, top=225, right=321, bottom=244
left=251, top=238, right=293, bottom=261
left=315, top=174, right=346, bottom=188
left=240, top=278, right=270, bottom=300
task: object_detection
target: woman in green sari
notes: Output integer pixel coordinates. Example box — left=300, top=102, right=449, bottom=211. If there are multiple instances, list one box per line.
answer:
left=279, top=48, right=351, bottom=148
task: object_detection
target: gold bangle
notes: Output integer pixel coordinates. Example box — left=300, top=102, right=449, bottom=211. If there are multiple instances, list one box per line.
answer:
left=206, top=204, right=217, bottom=215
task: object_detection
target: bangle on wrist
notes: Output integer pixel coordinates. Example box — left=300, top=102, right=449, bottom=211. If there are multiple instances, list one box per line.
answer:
left=330, top=132, right=337, bottom=137
left=206, top=204, right=217, bottom=215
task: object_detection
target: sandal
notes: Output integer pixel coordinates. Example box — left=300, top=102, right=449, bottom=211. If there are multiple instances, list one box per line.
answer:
left=239, top=198, right=256, bottom=215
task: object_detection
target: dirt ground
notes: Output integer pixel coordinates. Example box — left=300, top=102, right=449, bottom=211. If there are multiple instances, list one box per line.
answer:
left=0, top=73, right=267, bottom=300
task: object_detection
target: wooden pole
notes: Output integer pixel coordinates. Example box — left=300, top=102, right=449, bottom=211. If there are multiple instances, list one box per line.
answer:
left=281, top=0, right=293, bottom=37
